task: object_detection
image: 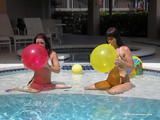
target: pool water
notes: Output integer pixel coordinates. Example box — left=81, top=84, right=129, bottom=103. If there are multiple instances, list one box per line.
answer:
left=0, top=94, right=159, bottom=120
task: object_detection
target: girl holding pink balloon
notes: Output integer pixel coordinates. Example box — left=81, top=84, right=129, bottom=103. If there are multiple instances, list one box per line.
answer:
left=85, top=27, right=135, bottom=94
left=6, top=33, right=71, bottom=93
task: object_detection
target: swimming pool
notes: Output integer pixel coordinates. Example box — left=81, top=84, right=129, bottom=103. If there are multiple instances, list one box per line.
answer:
left=0, top=64, right=160, bottom=120
left=0, top=94, right=159, bottom=120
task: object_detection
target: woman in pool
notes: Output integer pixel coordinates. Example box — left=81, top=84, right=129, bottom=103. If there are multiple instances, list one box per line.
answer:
left=6, top=33, right=71, bottom=93
left=85, top=27, right=135, bottom=94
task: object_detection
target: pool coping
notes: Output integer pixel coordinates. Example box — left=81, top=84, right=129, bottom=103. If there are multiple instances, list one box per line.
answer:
left=0, top=62, right=160, bottom=72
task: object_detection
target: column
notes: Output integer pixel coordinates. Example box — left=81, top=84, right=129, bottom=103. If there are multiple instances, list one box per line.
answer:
left=88, top=0, right=100, bottom=35
left=148, top=0, right=160, bottom=39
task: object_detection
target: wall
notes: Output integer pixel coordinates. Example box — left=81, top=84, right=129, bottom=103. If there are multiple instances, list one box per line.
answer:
left=5, top=0, right=49, bottom=27
left=0, top=0, right=7, bottom=13
left=148, top=0, right=160, bottom=39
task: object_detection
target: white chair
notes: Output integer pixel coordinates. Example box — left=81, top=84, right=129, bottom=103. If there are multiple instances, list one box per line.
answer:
left=13, top=35, right=34, bottom=52
left=23, top=18, right=54, bottom=47
left=42, top=19, right=65, bottom=45
left=24, top=18, right=44, bottom=35
left=0, top=36, right=12, bottom=52
left=0, top=14, right=34, bottom=52
left=0, top=14, right=13, bottom=52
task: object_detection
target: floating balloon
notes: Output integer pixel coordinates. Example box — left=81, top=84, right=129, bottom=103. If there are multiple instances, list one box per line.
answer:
left=72, top=64, right=83, bottom=74
left=21, top=44, right=48, bottom=71
left=90, top=44, right=117, bottom=73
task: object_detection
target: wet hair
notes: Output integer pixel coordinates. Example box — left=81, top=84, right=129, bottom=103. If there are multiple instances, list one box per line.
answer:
left=33, top=33, right=51, bottom=54
left=106, top=27, right=124, bottom=47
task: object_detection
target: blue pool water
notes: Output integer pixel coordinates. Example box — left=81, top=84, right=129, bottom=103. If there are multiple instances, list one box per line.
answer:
left=0, top=94, right=159, bottom=120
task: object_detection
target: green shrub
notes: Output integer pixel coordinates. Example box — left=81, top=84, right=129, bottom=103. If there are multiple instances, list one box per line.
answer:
left=53, top=11, right=148, bottom=36
left=100, top=12, right=148, bottom=37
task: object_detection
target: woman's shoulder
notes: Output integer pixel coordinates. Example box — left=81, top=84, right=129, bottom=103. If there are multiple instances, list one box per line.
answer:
left=119, top=45, right=132, bottom=54
left=120, top=45, right=130, bottom=51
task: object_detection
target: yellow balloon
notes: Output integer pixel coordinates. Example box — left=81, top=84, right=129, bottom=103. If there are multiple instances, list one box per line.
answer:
left=90, top=44, right=117, bottom=73
left=72, top=64, right=83, bottom=74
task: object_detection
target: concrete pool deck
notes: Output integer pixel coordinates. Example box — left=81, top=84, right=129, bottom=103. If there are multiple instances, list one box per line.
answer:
left=0, top=62, right=160, bottom=101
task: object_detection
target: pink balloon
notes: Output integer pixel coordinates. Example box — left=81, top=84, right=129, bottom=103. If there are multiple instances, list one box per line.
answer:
left=21, top=44, right=48, bottom=71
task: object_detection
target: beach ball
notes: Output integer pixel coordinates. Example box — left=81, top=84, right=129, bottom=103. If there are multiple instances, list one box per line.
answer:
left=72, top=64, right=83, bottom=74
left=130, top=56, right=143, bottom=77
left=132, top=56, right=142, bottom=67
left=21, top=44, right=48, bottom=71
left=90, top=44, right=117, bottom=73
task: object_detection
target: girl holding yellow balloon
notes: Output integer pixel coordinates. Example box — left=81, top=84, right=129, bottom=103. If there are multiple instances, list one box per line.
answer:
left=85, top=27, right=135, bottom=95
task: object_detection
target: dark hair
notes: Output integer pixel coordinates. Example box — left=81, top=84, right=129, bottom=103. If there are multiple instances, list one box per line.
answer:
left=106, top=27, right=124, bottom=47
left=33, top=33, right=51, bottom=54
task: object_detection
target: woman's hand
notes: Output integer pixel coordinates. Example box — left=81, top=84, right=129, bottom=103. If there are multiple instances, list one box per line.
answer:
left=49, top=51, right=60, bottom=73
left=115, top=57, right=126, bottom=68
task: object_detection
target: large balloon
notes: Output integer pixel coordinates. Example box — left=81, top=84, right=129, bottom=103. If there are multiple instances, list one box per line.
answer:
left=21, top=44, right=48, bottom=71
left=90, top=44, right=117, bottom=73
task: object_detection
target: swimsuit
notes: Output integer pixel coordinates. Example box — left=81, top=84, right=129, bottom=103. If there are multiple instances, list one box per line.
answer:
left=95, top=67, right=130, bottom=90
left=28, top=64, right=56, bottom=91
left=29, top=79, right=55, bottom=91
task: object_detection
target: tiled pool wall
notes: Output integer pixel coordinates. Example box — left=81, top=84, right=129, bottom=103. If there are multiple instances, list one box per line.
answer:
left=0, top=64, right=160, bottom=75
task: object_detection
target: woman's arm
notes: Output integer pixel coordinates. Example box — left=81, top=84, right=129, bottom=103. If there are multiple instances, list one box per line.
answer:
left=49, top=51, right=60, bottom=73
left=115, top=46, right=134, bottom=69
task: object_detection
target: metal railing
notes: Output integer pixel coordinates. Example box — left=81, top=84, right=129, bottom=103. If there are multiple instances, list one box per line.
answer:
left=51, top=0, right=148, bottom=12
